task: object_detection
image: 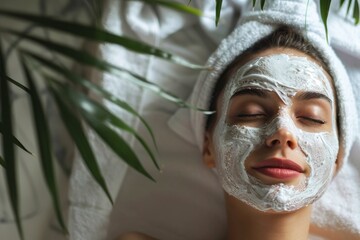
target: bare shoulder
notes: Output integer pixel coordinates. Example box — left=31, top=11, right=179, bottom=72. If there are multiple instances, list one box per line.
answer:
left=116, top=232, right=157, bottom=240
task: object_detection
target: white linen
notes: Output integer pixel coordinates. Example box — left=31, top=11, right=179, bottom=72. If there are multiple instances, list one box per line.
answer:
left=68, top=0, right=360, bottom=239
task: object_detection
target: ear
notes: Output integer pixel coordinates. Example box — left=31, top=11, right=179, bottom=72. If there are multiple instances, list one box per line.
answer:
left=203, top=131, right=216, bottom=168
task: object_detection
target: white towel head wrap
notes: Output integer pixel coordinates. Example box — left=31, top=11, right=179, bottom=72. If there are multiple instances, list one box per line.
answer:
left=170, top=0, right=358, bottom=169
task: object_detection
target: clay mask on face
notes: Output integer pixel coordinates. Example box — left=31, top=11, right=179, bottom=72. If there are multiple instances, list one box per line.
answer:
left=213, top=54, right=339, bottom=212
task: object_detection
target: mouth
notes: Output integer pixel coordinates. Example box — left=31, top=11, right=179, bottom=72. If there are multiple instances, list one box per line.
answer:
left=252, top=158, right=305, bottom=180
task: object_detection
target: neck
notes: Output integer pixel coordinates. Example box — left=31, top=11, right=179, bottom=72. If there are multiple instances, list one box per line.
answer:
left=225, top=194, right=311, bottom=240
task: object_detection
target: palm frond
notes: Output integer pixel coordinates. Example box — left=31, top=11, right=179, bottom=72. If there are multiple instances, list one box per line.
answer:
left=49, top=83, right=113, bottom=204
left=320, top=0, right=332, bottom=42
left=133, top=0, right=202, bottom=16
left=7, top=76, right=30, bottom=93
left=215, top=0, right=223, bottom=26
left=347, top=0, right=352, bottom=15
left=22, top=50, right=158, bottom=153
left=0, top=1, right=209, bottom=239
left=261, top=0, right=266, bottom=9
left=0, top=121, right=32, bottom=154
left=0, top=10, right=205, bottom=69
left=0, top=156, right=5, bottom=167
left=354, top=0, right=360, bottom=24
left=0, top=38, right=24, bottom=240
left=19, top=55, right=67, bottom=233
left=253, top=0, right=360, bottom=36
left=48, top=79, right=155, bottom=181
left=1, top=30, right=210, bottom=112
left=340, top=0, right=346, bottom=8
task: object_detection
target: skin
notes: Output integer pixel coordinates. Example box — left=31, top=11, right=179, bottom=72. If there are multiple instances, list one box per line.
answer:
left=203, top=47, right=339, bottom=240
left=117, top=232, right=155, bottom=240
left=118, top=47, right=340, bottom=240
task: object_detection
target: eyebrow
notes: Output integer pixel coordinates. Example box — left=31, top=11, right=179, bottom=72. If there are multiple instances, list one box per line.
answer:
left=295, top=91, right=332, bottom=104
left=231, top=88, right=270, bottom=99
left=230, top=88, right=332, bottom=105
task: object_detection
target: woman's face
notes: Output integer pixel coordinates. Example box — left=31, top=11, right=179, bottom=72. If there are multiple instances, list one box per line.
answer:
left=203, top=48, right=339, bottom=212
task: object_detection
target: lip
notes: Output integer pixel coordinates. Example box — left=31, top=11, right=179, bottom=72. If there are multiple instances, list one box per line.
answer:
left=252, top=158, right=305, bottom=180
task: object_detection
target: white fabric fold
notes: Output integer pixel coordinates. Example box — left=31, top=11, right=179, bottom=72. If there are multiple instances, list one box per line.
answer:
left=68, top=0, right=360, bottom=239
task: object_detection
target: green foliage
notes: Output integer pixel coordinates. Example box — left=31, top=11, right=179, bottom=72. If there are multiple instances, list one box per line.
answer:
left=1, top=0, right=359, bottom=239
left=19, top=55, right=67, bottom=234
left=252, top=0, right=360, bottom=29
left=354, top=0, right=360, bottom=24
left=130, top=0, right=203, bottom=16
left=320, top=0, right=332, bottom=41
left=0, top=120, right=32, bottom=154
left=215, top=0, right=223, bottom=26
left=261, top=0, right=266, bottom=9
left=0, top=156, right=5, bottom=167
left=0, top=36, right=24, bottom=240
left=0, top=0, right=205, bottom=238
left=49, top=81, right=114, bottom=204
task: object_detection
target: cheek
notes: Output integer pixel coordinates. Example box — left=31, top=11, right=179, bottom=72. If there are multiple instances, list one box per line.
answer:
left=297, top=131, right=339, bottom=181
left=215, top=125, right=264, bottom=166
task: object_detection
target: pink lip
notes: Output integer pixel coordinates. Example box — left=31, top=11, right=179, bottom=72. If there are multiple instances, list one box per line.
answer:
left=252, top=158, right=304, bottom=180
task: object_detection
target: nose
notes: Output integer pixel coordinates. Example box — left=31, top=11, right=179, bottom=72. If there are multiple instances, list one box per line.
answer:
left=265, top=128, right=298, bottom=150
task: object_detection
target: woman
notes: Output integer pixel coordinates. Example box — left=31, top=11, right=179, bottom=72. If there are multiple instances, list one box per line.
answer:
left=118, top=0, right=358, bottom=239
left=202, top=27, right=339, bottom=240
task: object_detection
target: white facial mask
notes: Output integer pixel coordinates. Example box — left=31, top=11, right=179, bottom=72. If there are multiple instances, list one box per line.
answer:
left=213, top=54, right=339, bottom=212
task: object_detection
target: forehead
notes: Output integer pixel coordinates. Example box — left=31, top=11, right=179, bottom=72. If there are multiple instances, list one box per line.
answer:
left=226, top=54, right=334, bottom=103
left=217, top=48, right=336, bottom=105
left=226, top=47, right=335, bottom=85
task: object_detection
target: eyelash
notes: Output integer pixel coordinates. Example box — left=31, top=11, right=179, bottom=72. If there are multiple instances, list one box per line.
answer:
left=237, top=114, right=266, bottom=119
left=237, top=114, right=326, bottom=125
left=297, top=116, right=326, bottom=124
left=237, top=113, right=266, bottom=121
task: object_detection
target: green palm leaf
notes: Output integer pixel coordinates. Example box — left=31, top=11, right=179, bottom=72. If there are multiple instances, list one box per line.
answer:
left=7, top=76, right=30, bottom=93
left=49, top=79, right=155, bottom=181
left=252, top=0, right=266, bottom=9
left=49, top=84, right=113, bottom=204
left=133, top=0, right=202, bottom=16
left=2, top=30, right=211, bottom=113
left=320, top=0, right=332, bottom=42
left=0, top=121, right=32, bottom=155
left=0, top=9, right=205, bottom=70
left=19, top=55, right=67, bottom=233
left=0, top=156, right=5, bottom=167
left=0, top=37, right=24, bottom=240
left=354, top=0, right=360, bottom=24
left=340, top=0, right=346, bottom=8
left=347, top=0, right=352, bottom=15
left=261, top=0, right=266, bottom=9
left=22, top=50, right=159, bottom=155
left=215, top=0, right=223, bottom=26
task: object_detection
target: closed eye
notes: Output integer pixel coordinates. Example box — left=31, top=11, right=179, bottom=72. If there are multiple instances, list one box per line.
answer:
left=237, top=113, right=266, bottom=118
left=297, top=116, right=326, bottom=124
left=236, top=114, right=267, bottom=121
left=233, top=114, right=267, bottom=128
